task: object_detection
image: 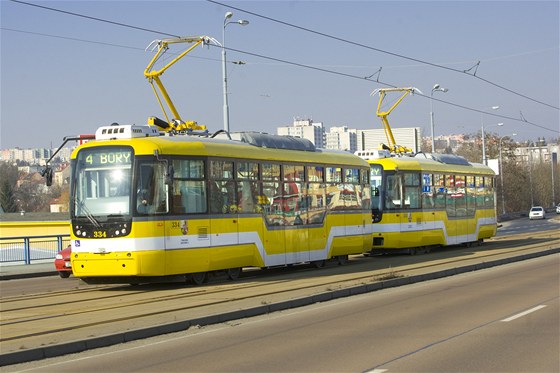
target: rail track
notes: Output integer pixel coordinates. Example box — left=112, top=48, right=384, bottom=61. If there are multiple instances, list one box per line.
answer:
left=1, top=230, right=558, bottom=357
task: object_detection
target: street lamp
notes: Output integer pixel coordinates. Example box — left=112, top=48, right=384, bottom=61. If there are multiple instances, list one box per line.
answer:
left=481, top=106, right=500, bottom=165
left=430, top=84, right=448, bottom=153
left=222, top=12, right=249, bottom=133
left=499, top=132, right=517, bottom=215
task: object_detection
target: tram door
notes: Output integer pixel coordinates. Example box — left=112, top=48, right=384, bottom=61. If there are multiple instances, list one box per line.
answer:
left=136, top=161, right=168, bottom=273
left=282, top=179, right=309, bottom=264
left=261, top=180, right=286, bottom=266
left=421, top=173, right=437, bottom=245
left=209, top=179, right=238, bottom=247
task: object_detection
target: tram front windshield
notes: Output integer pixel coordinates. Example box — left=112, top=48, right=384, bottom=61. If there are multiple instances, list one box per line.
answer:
left=73, top=147, right=133, bottom=217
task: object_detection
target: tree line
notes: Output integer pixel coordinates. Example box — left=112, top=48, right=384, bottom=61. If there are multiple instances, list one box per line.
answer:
left=0, top=162, right=68, bottom=213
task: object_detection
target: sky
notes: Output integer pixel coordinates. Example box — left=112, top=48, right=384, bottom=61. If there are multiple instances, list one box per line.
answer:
left=1, top=0, right=559, bottom=150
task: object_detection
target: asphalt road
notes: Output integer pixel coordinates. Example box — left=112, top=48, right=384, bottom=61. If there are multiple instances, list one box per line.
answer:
left=6, top=254, right=558, bottom=373
left=497, top=214, right=560, bottom=237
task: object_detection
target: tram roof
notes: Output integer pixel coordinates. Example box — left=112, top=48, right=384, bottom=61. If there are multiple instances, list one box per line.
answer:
left=367, top=153, right=494, bottom=175
left=74, top=131, right=368, bottom=167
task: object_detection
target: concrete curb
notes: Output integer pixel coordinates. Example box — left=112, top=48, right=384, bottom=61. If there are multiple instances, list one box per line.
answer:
left=2, top=247, right=559, bottom=367
left=0, top=270, right=58, bottom=281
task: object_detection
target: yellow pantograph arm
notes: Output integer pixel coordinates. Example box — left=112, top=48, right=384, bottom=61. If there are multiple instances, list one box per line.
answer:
left=144, top=36, right=218, bottom=130
left=371, top=87, right=421, bottom=153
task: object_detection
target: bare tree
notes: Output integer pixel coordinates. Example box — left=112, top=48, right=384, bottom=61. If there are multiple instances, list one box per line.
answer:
left=0, top=163, right=20, bottom=212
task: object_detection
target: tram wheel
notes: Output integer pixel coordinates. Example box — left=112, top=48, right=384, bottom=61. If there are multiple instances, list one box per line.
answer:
left=189, top=272, right=207, bottom=285
left=312, top=260, right=326, bottom=268
left=226, top=267, right=242, bottom=280
left=336, top=255, right=348, bottom=265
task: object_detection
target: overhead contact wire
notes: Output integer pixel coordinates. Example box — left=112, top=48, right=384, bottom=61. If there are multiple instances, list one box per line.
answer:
left=206, top=0, right=559, bottom=110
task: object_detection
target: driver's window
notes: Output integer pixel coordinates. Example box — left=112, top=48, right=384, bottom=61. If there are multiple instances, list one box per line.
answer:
left=136, top=161, right=168, bottom=215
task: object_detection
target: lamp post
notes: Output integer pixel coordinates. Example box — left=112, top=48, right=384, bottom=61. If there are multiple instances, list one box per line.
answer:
left=430, top=84, right=448, bottom=153
left=222, top=12, right=249, bottom=133
left=499, top=133, right=516, bottom=215
left=481, top=106, right=500, bottom=165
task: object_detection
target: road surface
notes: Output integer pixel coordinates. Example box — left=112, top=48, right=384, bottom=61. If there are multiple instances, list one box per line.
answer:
left=6, top=254, right=558, bottom=372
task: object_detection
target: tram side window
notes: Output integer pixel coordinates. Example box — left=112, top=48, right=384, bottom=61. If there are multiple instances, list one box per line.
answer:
left=209, top=160, right=235, bottom=214
left=384, top=173, right=402, bottom=210
left=454, top=175, right=467, bottom=217
left=282, top=165, right=305, bottom=224
left=262, top=180, right=282, bottom=225
left=307, top=166, right=324, bottom=182
left=341, top=168, right=360, bottom=209
left=307, top=182, right=326, bottom=224
left=475, top=176, right=485, bottom=208
left=237, top=162, right=259, bottom=213
left=422, top=173, right=434, bottom=208
left=360, top=169, right=371, bottom=210
left=172, top=159, right=206, bottom=214
left=403, top=172, right=420, bottom=209
left=326, top=166, right=343, bottom=210
left=261, top=163, right=280, bottom=223
left=237, top=181, right=260, bottom=213
left=307, top=166, right=326, bottom=224
left=136, top=161, right=168, bottom=215
left=445, top=174, right=456, bottom=217
left=466, top=175, right=476, bottom=216
left=484, top=177, right=495, bottom=208
left=433, top=174, right=446, bottom=209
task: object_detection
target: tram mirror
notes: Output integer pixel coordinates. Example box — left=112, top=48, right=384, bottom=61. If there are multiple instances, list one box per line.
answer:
left=43, top=167, right=53, bottom=187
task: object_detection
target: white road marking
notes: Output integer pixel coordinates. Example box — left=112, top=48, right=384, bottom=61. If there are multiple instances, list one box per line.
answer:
left=501, top=305, right=547, bottom=322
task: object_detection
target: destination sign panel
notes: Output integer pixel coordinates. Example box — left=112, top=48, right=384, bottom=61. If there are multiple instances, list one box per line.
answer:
left=80, top=147, right=132, bottom=166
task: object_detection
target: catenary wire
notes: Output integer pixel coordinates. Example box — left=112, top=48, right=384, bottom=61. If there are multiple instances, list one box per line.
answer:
left=2, top=26, right=555, bottom=135
left=11, top=0, right=558, bottom=111
left=1, top=27, right=222, bottom=63
left=206, top=0, right=559, bottom=111
left=9, top=0, right=180, bottom=38
left=221, top=45, right=557, bottom=134
left=6, top=1, right=558, bottom=134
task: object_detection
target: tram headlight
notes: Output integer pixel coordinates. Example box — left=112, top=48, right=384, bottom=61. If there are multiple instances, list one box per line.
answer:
left=121, top=228, right=126, bottom=235
left=115, top=230, right=120, bottom=236
left=76, top=230, right=81, bottom=236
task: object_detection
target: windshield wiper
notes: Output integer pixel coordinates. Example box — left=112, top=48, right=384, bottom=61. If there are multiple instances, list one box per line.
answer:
left=74, top=197, right=102, bottom=229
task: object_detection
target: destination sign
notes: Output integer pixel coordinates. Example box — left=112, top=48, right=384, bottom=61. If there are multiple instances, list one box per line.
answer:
left=81, top=149, right=132, bottom=166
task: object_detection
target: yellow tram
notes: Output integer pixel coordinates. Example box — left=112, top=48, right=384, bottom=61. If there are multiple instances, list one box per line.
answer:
left=69, top=124, right=372, bottom=284
left=357, top=150, right=497, bottom=254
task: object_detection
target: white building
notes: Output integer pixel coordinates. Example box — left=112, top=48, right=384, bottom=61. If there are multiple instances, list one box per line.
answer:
left=277, top=118, right=325, bottom=148
left=325, top=126, right=357, bottom=153
left=514, top=144, right=559, bottom=165
left=0, top=146, right=73, bottom=165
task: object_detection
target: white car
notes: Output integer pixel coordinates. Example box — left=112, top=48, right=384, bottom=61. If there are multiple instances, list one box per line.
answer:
left=556, top=204, right=560, bottom=214
left=529, top=206, right=545, bottom=220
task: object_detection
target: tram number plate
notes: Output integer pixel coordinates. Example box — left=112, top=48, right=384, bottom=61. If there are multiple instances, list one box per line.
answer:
left=93, top=231, right=107, bottom=238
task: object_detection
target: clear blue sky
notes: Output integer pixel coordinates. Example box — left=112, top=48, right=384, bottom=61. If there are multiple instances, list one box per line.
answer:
left=1, top=0, right=558, bottom=149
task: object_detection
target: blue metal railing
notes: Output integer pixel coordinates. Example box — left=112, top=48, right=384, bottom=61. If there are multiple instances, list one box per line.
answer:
left=0, top=235, right=71, bottom=264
